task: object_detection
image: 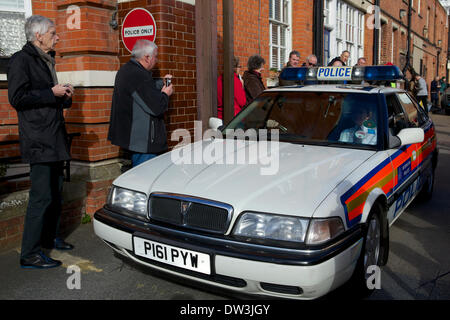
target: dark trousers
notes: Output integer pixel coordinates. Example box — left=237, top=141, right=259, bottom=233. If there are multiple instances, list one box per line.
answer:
left=431, top=92, right=439, bottom=108
left=21, top=162, right=64, bottom=259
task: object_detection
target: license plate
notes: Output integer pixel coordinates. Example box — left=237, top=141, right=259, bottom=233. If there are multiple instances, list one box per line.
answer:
left=133, top=236, right=211, bottom=275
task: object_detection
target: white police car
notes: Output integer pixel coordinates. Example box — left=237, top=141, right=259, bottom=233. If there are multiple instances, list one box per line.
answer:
left=93, top=66, right=438, bottom=299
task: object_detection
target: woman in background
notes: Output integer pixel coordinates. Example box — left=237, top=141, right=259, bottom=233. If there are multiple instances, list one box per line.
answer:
left=243, top=54, right=266, bottom=106
left=217, top=56, right=246, bottom=119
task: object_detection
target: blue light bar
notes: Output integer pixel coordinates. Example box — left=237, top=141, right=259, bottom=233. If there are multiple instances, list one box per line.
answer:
left=279, top=65, right=404, bottom=83
left=362, top=66, right=403, bottom=81
left=279, top=67, right=309, bottom=81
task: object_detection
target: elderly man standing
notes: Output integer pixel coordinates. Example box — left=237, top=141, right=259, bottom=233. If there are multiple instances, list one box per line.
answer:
left=8, top=15, right=75, bottom=269
left=108, top=40, right=173, bottom=167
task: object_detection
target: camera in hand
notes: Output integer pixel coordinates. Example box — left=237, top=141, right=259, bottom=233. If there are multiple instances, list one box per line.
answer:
left=165, top=78, right=172, bottom=86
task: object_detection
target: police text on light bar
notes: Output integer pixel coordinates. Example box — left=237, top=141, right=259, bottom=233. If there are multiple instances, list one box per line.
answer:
left=279, top=65, right=404, bottom=83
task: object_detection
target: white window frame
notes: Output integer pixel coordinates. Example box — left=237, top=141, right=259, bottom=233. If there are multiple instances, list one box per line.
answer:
left=331, top=0, right=364, bottom=66
left=0, top=0, right=32, bottom=17
left=269, top=0, right=292, bottom=70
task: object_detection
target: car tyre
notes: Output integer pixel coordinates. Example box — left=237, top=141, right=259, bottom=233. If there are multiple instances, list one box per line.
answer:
left=418, top=168, right=435, bottom=201
left=347, top=207, right=384, bottom=298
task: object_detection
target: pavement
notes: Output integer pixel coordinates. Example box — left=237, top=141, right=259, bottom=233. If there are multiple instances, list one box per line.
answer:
left=0, top=222, right=226, bottom=300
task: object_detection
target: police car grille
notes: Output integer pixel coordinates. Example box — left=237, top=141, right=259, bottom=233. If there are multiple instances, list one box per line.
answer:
left=149, top=196, right=231, bottom=234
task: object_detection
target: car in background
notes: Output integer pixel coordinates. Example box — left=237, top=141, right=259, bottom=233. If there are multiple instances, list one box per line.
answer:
left=94, top=66, right=438, bottom=299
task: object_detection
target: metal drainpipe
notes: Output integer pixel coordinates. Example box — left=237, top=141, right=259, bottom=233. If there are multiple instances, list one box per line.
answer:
left=403, top=0, right=412, bottom=76
left=373, top=0, right=380, bottom=65
left=313, top=0, right=324, bottom=65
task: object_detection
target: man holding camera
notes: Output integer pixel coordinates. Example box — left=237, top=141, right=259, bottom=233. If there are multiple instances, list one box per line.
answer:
left=8, top=15, right=74, bottom=269
left=108, top=40, right=173, bottom=167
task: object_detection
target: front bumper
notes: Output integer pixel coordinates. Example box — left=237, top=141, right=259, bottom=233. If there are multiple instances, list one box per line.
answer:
left=94, top=207, right=363, bottom=299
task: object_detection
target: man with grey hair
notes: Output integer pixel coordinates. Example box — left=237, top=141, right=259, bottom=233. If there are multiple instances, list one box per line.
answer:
left=302, top=54, right=318, bottom=67
left=8, top=15, right=75, bottom=269
left=356, top=57, right=367, bottom=66
left=108, top=39, right=173, bottom=167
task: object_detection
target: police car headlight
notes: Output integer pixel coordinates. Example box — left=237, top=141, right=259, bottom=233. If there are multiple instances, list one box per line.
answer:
left=233, top=212, right=309, bottom=243
left=305, top=218, right=344, bottom=245
left=108, top=186, right=148, bottom=217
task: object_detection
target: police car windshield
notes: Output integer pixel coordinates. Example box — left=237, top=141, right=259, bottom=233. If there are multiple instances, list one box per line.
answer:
left=224, top=91, right=380, bottom=148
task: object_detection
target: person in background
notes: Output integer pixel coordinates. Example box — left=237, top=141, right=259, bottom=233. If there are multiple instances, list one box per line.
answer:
left=430, top=76, right=440, bottom=112
left=285, top=50, right=301, bottom=68
left=415, top=74, right=429, bottom=114
left=302, top=54, right=318, bottom=67
left=439, top=76, right=447, bottom=107
left=356, top=57, right=367, bottom=66
left=8, top=15, right=75, bottom=269
left=328, top=50, right=350, bottom=66
left=243, top=54, right=266, bottom=105
left=108, top=40, right=173, bottom=167
left=217, top=56, right=246, bottom=119
left=331, top=60, right=343, bottom=67
left=279, top=51, right=301, bottom=86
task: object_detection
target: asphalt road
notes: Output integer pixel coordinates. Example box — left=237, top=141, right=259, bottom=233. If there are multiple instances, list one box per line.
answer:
left=0, top=113, right=449, bottom=301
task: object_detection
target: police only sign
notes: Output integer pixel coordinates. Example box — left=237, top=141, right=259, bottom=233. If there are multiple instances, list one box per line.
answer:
left=317, top=67, right=353, bottom=81
left=122, top=8, right=157, bottom=53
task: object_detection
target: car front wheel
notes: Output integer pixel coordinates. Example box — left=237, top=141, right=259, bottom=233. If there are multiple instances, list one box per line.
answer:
left=347, top=209, right=384, bottom=297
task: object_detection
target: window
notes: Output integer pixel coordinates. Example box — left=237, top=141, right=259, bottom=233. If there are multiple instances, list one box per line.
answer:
left=324, top=0, right=332, bottom=27
left=398, top=93, right=427, bottom=126
left=269, top=0, right=291, bottom=70
left=334, top=0, right=364, bottom=66
left=226, top=92, right=380, bottom=149
left=0, top=0, right=32, bottom=57
left=386, top=94, right=409, bottom=136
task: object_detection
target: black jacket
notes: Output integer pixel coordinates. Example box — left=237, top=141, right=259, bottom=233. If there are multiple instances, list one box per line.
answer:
left=7, top=42, right=71, bottom=164
left=327, top=57, right=346, bottom=66
left=108, top=59, right=169, bottom=154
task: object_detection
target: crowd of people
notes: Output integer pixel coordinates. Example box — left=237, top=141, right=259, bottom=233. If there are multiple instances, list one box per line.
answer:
left=216, top=50, right=372, bottom=118
left=217, top=49, right=447, bottom=118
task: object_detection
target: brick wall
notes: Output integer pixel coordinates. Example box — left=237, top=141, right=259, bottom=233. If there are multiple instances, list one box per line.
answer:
left=118, top=0, right=197, bottom=147
left=291, top=0, right=314, bottom=61
left=217, top=0, right=270, bottom=81
left=380, top=0, right=448, bottom=89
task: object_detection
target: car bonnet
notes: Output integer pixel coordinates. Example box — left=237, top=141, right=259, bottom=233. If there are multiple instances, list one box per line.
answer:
left=113, top=139, right=375, bottom=218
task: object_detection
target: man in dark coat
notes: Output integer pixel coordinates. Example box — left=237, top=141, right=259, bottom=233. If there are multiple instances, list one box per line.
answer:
left=108, top=40, right=173, bottom=167
left=7, top=15, right=75, bottom=269
left=328, top=50, right=350, bottom=66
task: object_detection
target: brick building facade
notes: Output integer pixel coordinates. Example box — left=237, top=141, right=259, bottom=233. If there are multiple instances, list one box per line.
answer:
left=0, top=0, right=448, bottom=250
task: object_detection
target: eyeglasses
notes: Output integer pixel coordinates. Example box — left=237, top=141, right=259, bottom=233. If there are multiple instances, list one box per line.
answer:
left=307, top=62, right=317, bottom=66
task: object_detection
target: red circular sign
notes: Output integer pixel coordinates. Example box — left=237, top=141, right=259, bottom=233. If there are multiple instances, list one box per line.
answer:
left=121, top=8, right=157, bottom=53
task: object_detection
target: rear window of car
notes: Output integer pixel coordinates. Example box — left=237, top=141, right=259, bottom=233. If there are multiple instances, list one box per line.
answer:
left=224, top=91, right=380, bottom=149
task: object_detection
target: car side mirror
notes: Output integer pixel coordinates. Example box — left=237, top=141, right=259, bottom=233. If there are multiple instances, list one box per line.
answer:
left=396, top=128, right=424, bottom=147
left=208, top=117, right=223, bottom=130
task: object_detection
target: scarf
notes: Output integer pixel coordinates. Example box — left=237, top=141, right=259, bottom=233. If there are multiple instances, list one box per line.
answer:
left=34, top=45, right=58, bottom=85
